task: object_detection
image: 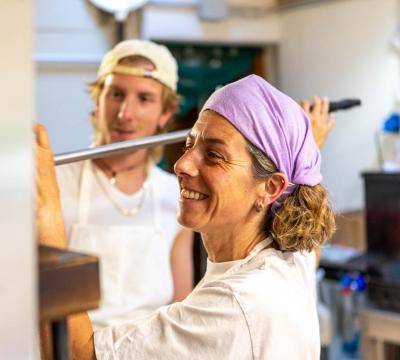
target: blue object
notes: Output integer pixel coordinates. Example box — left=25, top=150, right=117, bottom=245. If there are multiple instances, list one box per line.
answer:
left=340, top=274, right=352, bottom=289
left=355, top=274, right=366, bottom=292
left=383, top=113, right=400, bottom=133
left=340, top=273, right=366, bottom=292
left=339, top=273, right=366, bottom=357
left=342, top=332, right=360, bottom=355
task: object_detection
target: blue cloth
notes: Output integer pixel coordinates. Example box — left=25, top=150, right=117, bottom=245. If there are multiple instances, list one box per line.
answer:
left=383, top=113, right=400, bottom=133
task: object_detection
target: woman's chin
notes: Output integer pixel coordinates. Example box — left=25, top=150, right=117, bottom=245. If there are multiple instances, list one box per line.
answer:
left=177, top=213, right=203, bottom=232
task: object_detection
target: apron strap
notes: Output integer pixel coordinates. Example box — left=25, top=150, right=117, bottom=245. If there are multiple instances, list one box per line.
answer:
left=77, top=160, right=93, bottom=226
left=148, top=165, right=163, bottom=233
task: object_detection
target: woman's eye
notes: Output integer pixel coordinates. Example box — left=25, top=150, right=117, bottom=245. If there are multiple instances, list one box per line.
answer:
left=207, top=151, right=223, bottom=161
left=182, top=144, right=192, bottom=153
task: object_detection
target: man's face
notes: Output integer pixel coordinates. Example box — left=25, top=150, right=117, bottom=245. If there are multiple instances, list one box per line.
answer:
left=96, top=68, right=171, bottom=146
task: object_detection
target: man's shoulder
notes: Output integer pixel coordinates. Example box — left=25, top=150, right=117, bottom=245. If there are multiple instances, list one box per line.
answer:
left=152, top=165, right=177, bottom=179
left=56, top=161, right=83, bottom=183
left=151, top=165, right=179, bottom=187
left=150, top=165, right=180, bottom=207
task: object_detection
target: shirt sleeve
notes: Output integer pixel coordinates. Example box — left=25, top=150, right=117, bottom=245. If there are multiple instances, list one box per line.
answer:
left=94, top=282, right=253, bottom=360
left=294, top=251, right=317, bottom=303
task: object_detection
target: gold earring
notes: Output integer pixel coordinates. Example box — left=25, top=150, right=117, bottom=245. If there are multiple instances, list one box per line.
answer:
left=255, top=203, right=264, bottom=213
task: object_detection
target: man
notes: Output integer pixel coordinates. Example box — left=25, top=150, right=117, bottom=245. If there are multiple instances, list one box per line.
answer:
left=55, top=40, right=193, bottom=329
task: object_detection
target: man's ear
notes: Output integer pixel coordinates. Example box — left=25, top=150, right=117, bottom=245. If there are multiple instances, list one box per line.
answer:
left=158, top=108, right=174, bottom=129
left=258, top=173, right=288, bottom=207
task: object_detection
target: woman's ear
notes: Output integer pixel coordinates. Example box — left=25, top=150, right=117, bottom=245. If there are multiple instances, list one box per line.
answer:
left=257, top=173, right=288, bottom=207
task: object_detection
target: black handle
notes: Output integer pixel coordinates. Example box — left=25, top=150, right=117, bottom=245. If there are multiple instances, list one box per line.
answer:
left=310, top=98, right=362, bottom=112
left=329, top=99, right=361, bottom=112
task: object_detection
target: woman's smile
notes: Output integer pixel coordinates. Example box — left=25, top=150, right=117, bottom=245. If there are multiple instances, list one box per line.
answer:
left=174, top=110, right=259, bottom=234
left=180, top=187, right=208, bottom=200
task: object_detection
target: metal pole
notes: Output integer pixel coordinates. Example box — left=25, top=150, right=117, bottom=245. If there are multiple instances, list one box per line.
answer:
left=54, top=129, right=189, bottom=166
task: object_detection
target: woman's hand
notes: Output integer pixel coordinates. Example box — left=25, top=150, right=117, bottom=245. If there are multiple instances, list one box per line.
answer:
left=300, top=96, right=336, bottom=149
left=35, top=123, right=67, bottom=248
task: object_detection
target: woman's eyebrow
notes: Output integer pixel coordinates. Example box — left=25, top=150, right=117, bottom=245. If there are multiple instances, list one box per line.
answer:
left=187, top=133, right=228, bottom=146
left=187, top=133, right=196, bottom=142
left=203, top=137, right=228, bottom=146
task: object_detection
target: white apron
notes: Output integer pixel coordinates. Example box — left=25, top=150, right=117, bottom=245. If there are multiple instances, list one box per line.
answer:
left=68, top=161, right=174, bottom=328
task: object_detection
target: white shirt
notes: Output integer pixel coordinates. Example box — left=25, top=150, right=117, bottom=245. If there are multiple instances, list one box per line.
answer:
left=56, top=162, right=182, bottom=327
left=56, top=162, right=180, bottom=244
left=94, top=239, right=320, bottom=359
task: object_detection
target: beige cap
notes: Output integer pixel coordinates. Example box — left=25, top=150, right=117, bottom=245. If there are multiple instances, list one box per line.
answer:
left=98, top=39, right=178, bottom=92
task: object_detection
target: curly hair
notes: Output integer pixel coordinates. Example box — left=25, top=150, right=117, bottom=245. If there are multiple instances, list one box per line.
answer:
left=247, top=142, right=336, bottom=252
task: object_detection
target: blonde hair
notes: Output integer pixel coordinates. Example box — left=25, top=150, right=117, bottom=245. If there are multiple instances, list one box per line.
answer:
left=88, top=55, right=181, bottom=161
left=247, top=142, right=336, bottom=252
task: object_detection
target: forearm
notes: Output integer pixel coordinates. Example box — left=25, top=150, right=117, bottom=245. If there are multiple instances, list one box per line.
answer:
left=36, top=123, right=68, bottom=249
left=171, top=229, right=194, bottom=302
left=40, top=313, right=96, bottom=360
left=37, top=201, right=67, bottom=249
left=69, top=313, right=97, bottom=360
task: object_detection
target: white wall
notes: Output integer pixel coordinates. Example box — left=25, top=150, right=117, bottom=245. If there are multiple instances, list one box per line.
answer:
left=0, top=1, right=36, bottom=359
left=278, top=0, right=399, bottom=212
left=35, top=0, right=117, bottom=153
left=35, top=1, right=281, bottom=153
left=142, top=3, right=280, bottom=44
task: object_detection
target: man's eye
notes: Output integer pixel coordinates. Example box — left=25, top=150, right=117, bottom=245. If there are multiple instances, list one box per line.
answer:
left=108, top=90, right=123, bottom=99
left=139, top=95, right=154, bottom=103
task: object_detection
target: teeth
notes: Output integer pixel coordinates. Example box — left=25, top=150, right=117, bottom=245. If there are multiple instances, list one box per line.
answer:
left=181, top=188, right=206, bottom=200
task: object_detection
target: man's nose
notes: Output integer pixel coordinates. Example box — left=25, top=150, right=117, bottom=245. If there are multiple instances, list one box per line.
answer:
left=118, top=97, right=135, bottom=122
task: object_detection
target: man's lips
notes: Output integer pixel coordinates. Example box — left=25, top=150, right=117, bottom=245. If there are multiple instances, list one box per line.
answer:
left=112, top=128, right=136, bottom=139
left=113, top=128, right=135, bottom=134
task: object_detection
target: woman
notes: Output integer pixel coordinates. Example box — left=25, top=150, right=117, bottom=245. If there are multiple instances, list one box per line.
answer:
left=38, top=74, right=335, bottom=359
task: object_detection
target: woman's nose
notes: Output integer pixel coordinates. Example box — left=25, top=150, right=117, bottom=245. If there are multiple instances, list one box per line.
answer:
left=174, top=149, right=199, bottom=178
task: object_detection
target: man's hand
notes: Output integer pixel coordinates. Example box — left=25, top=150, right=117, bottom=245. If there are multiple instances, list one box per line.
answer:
left=35, top=124, right=67, bottom=248
left=300, top=96, right=336, bottom=149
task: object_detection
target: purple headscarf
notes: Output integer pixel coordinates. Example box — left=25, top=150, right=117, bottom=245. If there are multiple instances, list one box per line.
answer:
left=201, top=74, right=321, bottom=212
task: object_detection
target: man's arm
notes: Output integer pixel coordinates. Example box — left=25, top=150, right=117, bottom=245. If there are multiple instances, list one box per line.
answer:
left=36, top=124, right=96, bottom=359
left=35, top=124, right=67, bottom=249
left=171, top=228, right=194, bottom=302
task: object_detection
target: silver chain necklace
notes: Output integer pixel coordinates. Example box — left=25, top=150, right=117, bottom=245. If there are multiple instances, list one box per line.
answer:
left=92, top=166, right=148, bottom=217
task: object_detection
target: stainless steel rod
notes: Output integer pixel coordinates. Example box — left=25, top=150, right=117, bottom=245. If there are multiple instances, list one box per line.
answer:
left=54, top=129, right=190, bottom=166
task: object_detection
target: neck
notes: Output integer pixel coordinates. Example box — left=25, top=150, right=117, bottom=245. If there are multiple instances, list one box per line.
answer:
left=201, top=217, right=267, bottom=263
left=93, top=150, right=150, bottom=195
